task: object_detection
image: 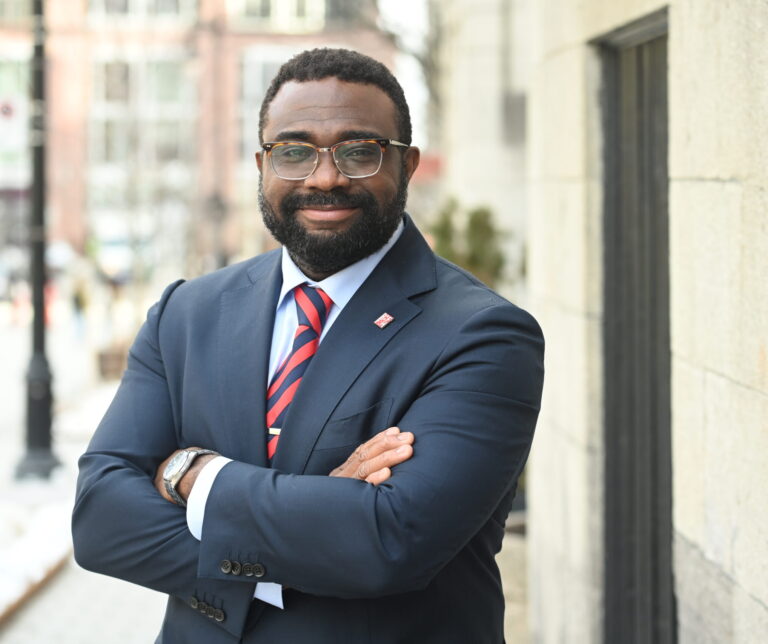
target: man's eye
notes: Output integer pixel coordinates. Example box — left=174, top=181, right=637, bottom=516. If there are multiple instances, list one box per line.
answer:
left=277, top=146, right=313, bottom=162
left=339, top=144, right=378, bottom=160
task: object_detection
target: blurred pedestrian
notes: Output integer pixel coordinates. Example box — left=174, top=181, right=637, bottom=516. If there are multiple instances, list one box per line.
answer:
left=71, top=277, right=88, bottom=339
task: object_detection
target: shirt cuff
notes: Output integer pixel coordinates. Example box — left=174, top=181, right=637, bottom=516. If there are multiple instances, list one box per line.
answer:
left=255, top=582, right=284, bottom=609
left=186, top=455, right=232, bottom=540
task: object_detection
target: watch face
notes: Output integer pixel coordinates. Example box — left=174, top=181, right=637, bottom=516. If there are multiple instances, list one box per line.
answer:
left=164, top=451, right=189, bottom=480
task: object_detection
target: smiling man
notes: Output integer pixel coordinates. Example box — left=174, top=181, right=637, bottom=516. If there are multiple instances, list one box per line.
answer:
left=72, top=49, right=544, bottom=644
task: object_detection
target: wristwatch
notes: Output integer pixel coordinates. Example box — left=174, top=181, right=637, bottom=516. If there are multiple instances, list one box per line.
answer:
left=163, top=448, right=219, bottom=508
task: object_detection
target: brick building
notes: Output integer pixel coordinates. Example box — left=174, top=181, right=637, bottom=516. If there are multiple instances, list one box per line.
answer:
left=0, top=0, right=395, bottom=282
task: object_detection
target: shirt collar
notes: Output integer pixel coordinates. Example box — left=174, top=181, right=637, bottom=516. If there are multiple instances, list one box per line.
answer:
left=277, top=219, right=404, bottom=310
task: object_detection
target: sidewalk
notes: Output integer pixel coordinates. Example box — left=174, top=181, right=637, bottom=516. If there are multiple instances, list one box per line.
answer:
left=0, top=301, right=98, bottom=625
left=0, top=291, right=176, bottom=642
left=0, top=384, right=138, bottom=626
left=501, top=529, right=530, bottom=643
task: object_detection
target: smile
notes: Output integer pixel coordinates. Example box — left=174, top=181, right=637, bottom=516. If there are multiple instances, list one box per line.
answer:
left=296, top=206, right=360, bottom=223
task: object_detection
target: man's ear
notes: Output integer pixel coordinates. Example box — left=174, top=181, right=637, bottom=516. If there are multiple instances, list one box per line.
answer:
left=255, top=151, right=264, bottom=173
left=404, top=146, right=420, bottom=182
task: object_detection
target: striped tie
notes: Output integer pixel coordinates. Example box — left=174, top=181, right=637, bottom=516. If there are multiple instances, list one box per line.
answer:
left=266, top=284, right=333, bottom=463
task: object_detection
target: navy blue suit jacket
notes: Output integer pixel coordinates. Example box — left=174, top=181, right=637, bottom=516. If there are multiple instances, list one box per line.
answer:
left=73, top=217, right=544, bottom=643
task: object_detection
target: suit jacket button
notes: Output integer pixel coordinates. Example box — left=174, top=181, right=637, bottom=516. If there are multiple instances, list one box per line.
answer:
left=214, top=609, right=226, bottom=622
left=206, top=605, right=215, bottom=619
left=243, top=563, right=254, bottom=577
left=220, top=559, right=232, bottom=574
left=231, top=561, right=242, bottom=576
left=198, top=601, right=208, bottom=614
left=189, top=597, right=199, bottom=610
left=252, top=563, right=266, bottom=578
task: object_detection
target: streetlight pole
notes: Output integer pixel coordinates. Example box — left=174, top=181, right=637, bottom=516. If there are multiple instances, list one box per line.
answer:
left=16, top=0, right=57, bottom=479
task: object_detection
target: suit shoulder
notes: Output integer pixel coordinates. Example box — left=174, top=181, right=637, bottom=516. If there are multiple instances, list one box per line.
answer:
left=163, top=250, right=279, bottom=309
left=433, top=256, right=540, bottom=330
left=434, top=256, right=505, bottom=304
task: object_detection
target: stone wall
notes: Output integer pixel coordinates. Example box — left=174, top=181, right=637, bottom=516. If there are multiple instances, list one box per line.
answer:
left=669, top=2, right=768, bottom=640
left=526, top=0, right=768, bottom=642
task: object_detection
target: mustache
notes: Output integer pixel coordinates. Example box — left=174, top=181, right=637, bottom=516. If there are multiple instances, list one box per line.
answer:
left=281, top=189, right=373, bottom=212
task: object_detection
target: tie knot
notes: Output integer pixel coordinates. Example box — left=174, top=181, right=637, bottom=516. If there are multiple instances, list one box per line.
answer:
left=294, top=284, right=333, bottom=336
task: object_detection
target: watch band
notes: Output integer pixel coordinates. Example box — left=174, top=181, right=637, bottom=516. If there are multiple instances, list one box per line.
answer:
left=164, top=448, right=219, bottom=508
left=165, top=477, right=187, bottom=507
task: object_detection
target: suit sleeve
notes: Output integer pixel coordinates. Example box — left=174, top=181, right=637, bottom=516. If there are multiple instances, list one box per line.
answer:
left=71, top=281, right=256, bottom=639
left=197, top=302, right=544, bottom=598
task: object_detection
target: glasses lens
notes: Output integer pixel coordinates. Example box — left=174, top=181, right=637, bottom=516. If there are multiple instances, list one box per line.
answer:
left=334, top=141, right=382, bottom=178
left=271, top=144, right=317, bottom=179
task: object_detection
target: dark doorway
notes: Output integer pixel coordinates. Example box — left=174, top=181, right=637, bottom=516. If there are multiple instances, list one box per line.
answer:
left=598, top=9, right=676, bottom=644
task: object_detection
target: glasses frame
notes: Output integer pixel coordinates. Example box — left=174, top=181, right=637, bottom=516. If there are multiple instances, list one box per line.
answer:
left=261, top=138, right=410, bottom=180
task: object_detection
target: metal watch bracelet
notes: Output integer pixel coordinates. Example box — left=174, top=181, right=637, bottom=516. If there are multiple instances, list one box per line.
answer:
left=164, top=448, right=219, bottom=508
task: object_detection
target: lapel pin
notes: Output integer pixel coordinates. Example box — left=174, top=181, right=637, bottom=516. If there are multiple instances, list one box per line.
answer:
left=374, top=313, right=395, bottom=329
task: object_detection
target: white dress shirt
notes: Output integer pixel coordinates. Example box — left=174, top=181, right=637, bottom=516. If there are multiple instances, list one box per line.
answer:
left=186, top=221, right=404, bottom=608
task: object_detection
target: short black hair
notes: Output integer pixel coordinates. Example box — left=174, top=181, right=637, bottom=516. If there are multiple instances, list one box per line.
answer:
left=258, top=48, right=412, bottom=145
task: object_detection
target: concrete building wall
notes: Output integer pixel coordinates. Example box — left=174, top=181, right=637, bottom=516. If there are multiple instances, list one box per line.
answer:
left=669, top=2, right=768, bottom=640
left=526, top=0, right=768, bottom=642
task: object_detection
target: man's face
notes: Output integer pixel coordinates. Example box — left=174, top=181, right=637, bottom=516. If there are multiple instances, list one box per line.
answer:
left=256, top=78, right=420, bottom=278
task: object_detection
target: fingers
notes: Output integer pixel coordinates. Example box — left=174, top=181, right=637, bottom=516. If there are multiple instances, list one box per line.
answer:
left=354, top=443, right=413, bottom=481
left=329, top=427, right=415, bottom=482
left=350, top=428, right=413, bottom=473
left=365, top=467, right=391, bottom=486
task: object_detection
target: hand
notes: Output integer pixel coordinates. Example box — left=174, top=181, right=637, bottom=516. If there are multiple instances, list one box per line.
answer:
left=153, top=447, right=218, bottom=505
left=329, top=426, right=414, bottom=485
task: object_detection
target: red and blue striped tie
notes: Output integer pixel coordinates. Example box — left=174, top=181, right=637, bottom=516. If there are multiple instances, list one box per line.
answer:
left=266, top=284, right=333, bottom=463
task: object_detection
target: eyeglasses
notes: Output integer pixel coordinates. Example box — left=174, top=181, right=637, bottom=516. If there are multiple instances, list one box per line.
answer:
left=261, top=138, right=410, bottom=180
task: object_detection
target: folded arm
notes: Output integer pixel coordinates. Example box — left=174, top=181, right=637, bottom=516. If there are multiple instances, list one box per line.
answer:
left=71, top=281, right=419, bottom=635
left=72, top=282, right=543, bottom=632
left=195, top=302, right=543, bottom=598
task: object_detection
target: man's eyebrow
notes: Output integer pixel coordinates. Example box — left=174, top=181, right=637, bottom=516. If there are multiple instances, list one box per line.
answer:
left=271, top=130, right=313, bottom=142
left=268, top=129, right=389, bottom=144
left=337, top=130, right=387, bottom=141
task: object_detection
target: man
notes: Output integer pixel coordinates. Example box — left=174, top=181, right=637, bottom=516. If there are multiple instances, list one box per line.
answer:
left=72, top=48, right=544, bottom=643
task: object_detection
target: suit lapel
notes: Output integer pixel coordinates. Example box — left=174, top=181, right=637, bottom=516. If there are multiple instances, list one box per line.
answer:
left=272, top=218, right=437, bottom=474
left=216, top=253, right=282, bottom=466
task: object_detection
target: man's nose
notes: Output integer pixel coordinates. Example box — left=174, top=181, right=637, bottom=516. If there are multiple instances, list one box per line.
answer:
left=303, top=150, right=351, bottom=191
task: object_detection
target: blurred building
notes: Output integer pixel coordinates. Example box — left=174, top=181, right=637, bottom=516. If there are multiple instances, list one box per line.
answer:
left=433, top=0, right=530, bottom=296
left=0, top=0, right=394, bottom=284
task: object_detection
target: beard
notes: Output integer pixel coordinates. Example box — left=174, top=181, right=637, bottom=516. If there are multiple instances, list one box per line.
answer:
left=259, top=171, right=408, bottom=277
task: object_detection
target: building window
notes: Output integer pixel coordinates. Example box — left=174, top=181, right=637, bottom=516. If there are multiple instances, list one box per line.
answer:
left=325, top=0, right=352, bottom=21
left=90, top=56, right=196, bottom=182
left=104, top=0, right=129, bottom=13
left=0, top=0, right=30, bottom=20
left=244, top=0, right=270, bottom=18
left=0, top=59, right=30, bottom=246
left=147, top=61, right=185, bottom=103
left=0, top=60, right=30, bottom=178
left=240, top=54, right=284, bottom=162
left=233, top=0, right=324, bottom=31
left=97, top=120, right=132, bottom=164
left=151, top=120, right=192, bottom=163
left=150, top=0, right=179, bottom=13
left=90, top=0, right=196, bottom=18
left=103, top=62, right=131, bottom=103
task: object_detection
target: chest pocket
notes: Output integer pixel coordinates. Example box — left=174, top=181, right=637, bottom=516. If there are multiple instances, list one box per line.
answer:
left=303, top=398, right=394, bottom=475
